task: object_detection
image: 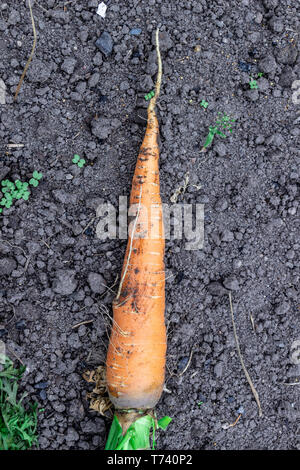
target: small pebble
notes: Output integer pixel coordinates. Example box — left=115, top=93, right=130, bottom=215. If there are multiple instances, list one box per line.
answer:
left=177, top=356, right=189, bottom=372
left=130, top=28, right=142, bottom=36
left=95, top=31, right=113, bottom=56
left=15, top=319, right=26, bottom=330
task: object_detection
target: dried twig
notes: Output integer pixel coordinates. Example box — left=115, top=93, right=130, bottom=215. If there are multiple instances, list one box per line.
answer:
left=14, top=0, right=37, bottom=100
left=170, top=172, right=189, bottom=203
left=177, top=347, right=194, bottom=377
left=222, top=414, right=242, bottom=430
left=228, top=292, right=263, bottom=417
left=72, top=319, right=94, bottom=330
left=281, top=381, right=300, bottom=386
left=7, top=143, right=25, bottom=148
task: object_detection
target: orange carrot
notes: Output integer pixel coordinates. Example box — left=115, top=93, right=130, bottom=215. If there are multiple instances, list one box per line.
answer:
left=105, top=29, right=168, bottom=446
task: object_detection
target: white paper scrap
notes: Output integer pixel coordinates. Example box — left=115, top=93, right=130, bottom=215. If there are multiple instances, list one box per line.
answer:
left=0, top=79, right=6, bottom=105
left=97, top=2, right=107, bottom=18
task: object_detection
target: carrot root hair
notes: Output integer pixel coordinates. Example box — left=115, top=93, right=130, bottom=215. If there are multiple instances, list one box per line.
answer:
left=148, top=28, right=162, bottom=113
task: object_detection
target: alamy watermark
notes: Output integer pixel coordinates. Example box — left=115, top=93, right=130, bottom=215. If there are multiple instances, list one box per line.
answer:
left=292, top=80, right=300, bottom=105
left=291, top=339, right=300, bottom=365
left=0, top=340, right=5, bottom=366
left=95, top=197, right=204, bottom=251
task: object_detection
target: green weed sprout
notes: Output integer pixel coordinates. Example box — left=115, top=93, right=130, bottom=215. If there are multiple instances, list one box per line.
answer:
left=0, top=355, right=39, bottom=450
left=200, top=100, right=208, bottom=108
left=29, top=179, right=39, bottom=187
left=72, top=155, right=86, bottom=168
left=32, top=171, right=43, bottom=181
left=201, top=112, right=236, bottom=151
left=105, top=412, right=172, bottom=450
left=0, top=172, right=42, bottom=214
left=77, top=159, right=86, bottom=168
left=72, top=154, right=80, bottom=164
left=144, top=90, right=155, bottom=101
left=249, top=78, right=258, bottom=89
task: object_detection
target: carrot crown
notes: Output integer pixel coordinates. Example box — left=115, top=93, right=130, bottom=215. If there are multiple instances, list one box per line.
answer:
left=105, top=412, right=172, bottom=451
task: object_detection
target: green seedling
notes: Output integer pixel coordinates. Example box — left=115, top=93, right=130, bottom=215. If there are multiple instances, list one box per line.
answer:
left=144, top=90, right=155, bottom=101
left=257, top=72, right=264, bottom=78
left=249, top=77, right=258, bottom=89
left=197, top=401, right=203, bottom=407
left=72, top=155, right=86, bottom=168
left=77, top=159, right=86, bottom=168
left=29, top=178, right=39, bottom=187
left=22, top=191, right=30, bottom=201
left=200, top=100, right=208, bottom=108
left=0, top=355, right=39, bottom=450
left=72, top=154, right=80, bottom=164
left=0, top=172, right=42, bottom=214
left=32, top=171, right=43, bottom=181
left=202, top=112, right=236, bottom=150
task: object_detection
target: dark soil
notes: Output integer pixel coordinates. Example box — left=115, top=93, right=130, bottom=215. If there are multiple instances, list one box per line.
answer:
left=0, top=0, right=299, bottom=450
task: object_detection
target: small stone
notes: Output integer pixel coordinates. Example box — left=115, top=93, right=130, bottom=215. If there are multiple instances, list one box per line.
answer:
left=279, top=68, right=295, bottom=88
left=88, top=73, right=100, bottom=88
left=0, top=257, right=17, bottom=276
left=52, top=189, right=77, bottom=204
left=276, top=45, right=298, bottom=65
left=15, top=319, right=26, bottom=330
left=286, top=250, right=295, bottom=259
left=0, top=329, right=8, bottom=339
left=61, top=57, right=77, bottom=75
left=0, top=20, right=7, bottom=32
left=52, top=270, right=77, bottom=295
left=39, top=390, right=47, bottom=401
left=223, top=276, right=239, bottom=291
left=245, top=89, right=259, bottom=101
left=263, top=0, right=278, bottom=9
left=214, top=142, right=227, bottom=157
left=255, top=13, right=263, bottom=24
left=91, top=117, right=111, bottom=139
left=52, top=401, right=65, bottom=413
left=248, top=31, right=261, bottom=43
left=27, top=59, right=52, bottom=83
left=215, top=199, right=228, bottom=212
left=214, top=362, right=223, bottom=377
left=93, top=52, right=103, bottom=66
left=207, top=281, right=227, bottom=296
left=34, top=382, right=49, bottom=390
left=269, top=16, right=284, bottom=33
left=258, top=54, right=277, bottom=73
left=67, top=332, right=81, bottom=349
left=120, top=81, right=129, bottom=91
left=8, top=9, right=20, bottom=25
left=95, top=32, right=113, bottom=56
left=88, top=272, right=107, bottom=294
left=220, top=229, right=234, bottom=242
left=274, top=301, right=290, bottom=316
left=81, top=420, right=98, bottom=434
left=177, top=356, right=189, bottom=372
left=257, top=77, right=269, bottom=91
left=130, top=28, right=142, bottom=36
left=139, top=74, right=154, bottom=91
left=65, top=427, right=79, bottom=442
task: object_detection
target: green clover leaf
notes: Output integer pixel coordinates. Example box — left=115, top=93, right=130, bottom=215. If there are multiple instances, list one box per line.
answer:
left=29, top=178, right=39, bottom=187
left=72, top=154, right=80, bottom=164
